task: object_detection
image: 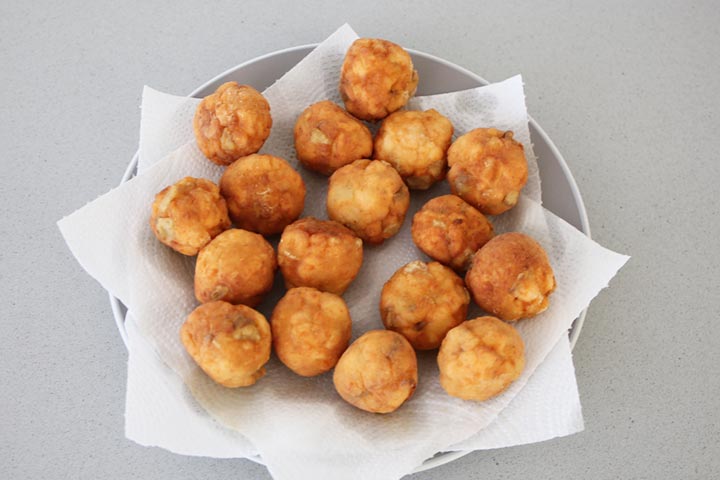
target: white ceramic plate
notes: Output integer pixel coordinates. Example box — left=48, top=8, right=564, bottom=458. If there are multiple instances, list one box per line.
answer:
left=110, top=44, right=591, bottom=473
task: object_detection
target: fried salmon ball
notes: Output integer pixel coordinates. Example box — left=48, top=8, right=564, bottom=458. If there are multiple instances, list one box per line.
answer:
left=438, top=316, right=525, bottom=401
left=380, top=261, right=469, bottom=350
left=326, top=159, right=410, bottom=244
left=465, top=233, right=556, bottom=321
left=278, top=217, right=363, bottom=295
left=374, top=109, right=454, bottom=189
left=180, top=301, right=271, bottom=388
left=293, top=101, right=373, bottom=175
left=447, top=128, right=528, bottom=215
left=219, top=154, right=306, bottom=235
left=150, top=177, right=231, bottom=256
left=333, top=330, right=417, bottom=413
left=411, top=195, right=494, bottom=271
left=193, top=82, right=272, bottom=166
left=271, top=287, right=352, bottom=377
left=339, top=38, right=419, bottom=121
left=194, top=229, right=277, bottom=307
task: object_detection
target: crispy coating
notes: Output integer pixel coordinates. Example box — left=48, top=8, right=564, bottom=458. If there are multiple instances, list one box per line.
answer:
left=194, top=229, right=277, bottom=307
left=437, top=316, right=525, bottom=401
left=150, top=177, right=231, bottom=256
left=339, top=38, right=419, bottom=121
left=333, top=330, right=417, bottom=413
left=180, top=301, right=271, bottom=387
left=447, top=128, right=528, bottom=215
left=278, top=217, right=363, bottom=295
left=411, top=195, right=494, bottom=271
left=271, top=287, right=352, bottom=377
left=220, top=154, right=306, bottom=235
left=294, top=101, right=373, bottom=175
left=380, top=261, right=470, bottom=350
left=326, top=159, right=410, bottom=244
left=374, top=109, right=454, bottom=189
left=193, top=82, right=272, bottom=166
left=465, top=233, right=556, bottom=321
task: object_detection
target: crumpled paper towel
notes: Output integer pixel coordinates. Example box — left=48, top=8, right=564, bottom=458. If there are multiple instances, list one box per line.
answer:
left=124, top=313, right=258, bottom=458
left=58, top=24, right=628, bottom=480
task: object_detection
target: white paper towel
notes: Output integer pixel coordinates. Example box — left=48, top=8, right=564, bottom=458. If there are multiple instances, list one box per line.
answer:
left=452, top=334, right=583, bottom=451
left=58, top=24, right=628, bottom=480
left=124, top=313, right=258, bottom=458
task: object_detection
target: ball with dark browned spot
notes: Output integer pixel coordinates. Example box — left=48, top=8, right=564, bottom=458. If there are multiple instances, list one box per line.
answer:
left=411, top=194, right=494, bottom=271
left=380, top=261, right=469, bottom=350
left=333, top=330, right=418, bottom=413
left=194, top=229, right=277, bottom=307
left=465, top=232, right=555, bottom=321
left=193, top=82, right=272, bottom=166
left=447, top=128, right=528, bottom=215
left=220, top=154, right=306, bottom=236
left=150, top=177, right=230, bottom=256
left=339, top=38, right=418, bottom=121
left=294, top=100, right=373, bottom=175
left=180, top=301, right=271, bottom=387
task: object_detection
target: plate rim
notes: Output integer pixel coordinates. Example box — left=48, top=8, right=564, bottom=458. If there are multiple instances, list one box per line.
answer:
left=109, top=43, right=591, bottom=474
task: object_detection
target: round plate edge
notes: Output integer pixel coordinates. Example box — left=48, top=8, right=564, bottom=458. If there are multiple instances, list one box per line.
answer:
left=109, top=43, right=591, bottom=474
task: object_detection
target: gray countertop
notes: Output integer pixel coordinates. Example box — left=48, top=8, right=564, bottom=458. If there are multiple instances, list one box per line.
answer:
left=2, top=1, right=719, bottom=478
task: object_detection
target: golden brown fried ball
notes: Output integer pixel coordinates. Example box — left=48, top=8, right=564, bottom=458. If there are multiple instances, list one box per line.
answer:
left=194, top=229, right=277, bottom=307
left=411, top=195, right=494, bottom=271
left=438, top=316, right=525, bottom=401
left=278, top=217, right=363, bottom=295
left=374, top=109, right=454, bottom=189
left=180, top=301, right=271, bottom=388
left=193, top=82, right=272, bottom=166
left=326, top=159, right=410, bottom=244
left=380, top=261, right=469, bottom=350
left=447, top=128, right=528, bottom=215
left=219, top=154, right=306, bottom=235
left=339, top=38, right=419, bottom=121
left=150, top=177, right=231, bottom=256
left=271, top=287, right=352, bottom=377
left=293, top=101, right=373, bottom=175
left=465, top=233, right=556, bottom=321
left=333, top=330, right=417, bottom=413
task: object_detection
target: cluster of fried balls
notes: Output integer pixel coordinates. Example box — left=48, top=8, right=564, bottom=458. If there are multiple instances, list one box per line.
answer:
left=150, top=38, right=556, bottom=414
